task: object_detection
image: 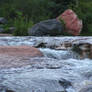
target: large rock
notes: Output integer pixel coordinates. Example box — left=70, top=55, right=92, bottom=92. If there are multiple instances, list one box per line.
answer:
left=0, top=46, right=43, bottom=68
left=57, top=9, right=82, bottom=36
left=28, top=19, right=64, bottom=36
left=0, top=17, right=7, bottom=24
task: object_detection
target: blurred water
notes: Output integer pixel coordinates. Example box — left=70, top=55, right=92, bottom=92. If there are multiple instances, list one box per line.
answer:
left=0, top=37, right=92, bottom=92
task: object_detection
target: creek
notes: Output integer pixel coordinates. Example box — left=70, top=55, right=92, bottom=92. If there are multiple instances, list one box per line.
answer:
left=0, top=36, right=92, bottom=92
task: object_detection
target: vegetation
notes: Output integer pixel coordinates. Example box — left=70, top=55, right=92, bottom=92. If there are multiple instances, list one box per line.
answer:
left=70, top=0, right=92, bottom=36
left=13, top=12, right=34, bottom=36
left=0, top=0, right=92, bottom=36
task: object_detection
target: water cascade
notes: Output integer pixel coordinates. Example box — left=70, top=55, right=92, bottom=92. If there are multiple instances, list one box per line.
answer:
left=0, top=37, right=92, bottom=92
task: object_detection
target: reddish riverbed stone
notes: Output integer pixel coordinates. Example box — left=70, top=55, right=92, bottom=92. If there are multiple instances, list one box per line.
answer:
left=0, top=46, right=43, bottom=57
left=0, top=46, right=43, bottom=68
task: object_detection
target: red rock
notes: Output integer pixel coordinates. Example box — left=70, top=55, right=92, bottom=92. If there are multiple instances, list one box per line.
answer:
left=0, top=46, right=43, bottom=68
left=57, top=9, right=82, bottom=36
left=0, top=46, right=43, bottom=57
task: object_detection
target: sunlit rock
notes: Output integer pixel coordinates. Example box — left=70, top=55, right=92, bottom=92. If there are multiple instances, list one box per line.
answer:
left=57, top=9, right=82, bottom=36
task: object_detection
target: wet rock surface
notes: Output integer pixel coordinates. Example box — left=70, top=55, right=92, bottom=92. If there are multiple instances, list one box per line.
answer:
left=0, top=46, right=43, bottom=69
left=0, top=36, right=92, bottom=92
left=0, top=46, right=43, bottom=57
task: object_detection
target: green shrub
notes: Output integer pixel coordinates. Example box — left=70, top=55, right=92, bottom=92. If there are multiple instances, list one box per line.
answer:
left=13, top=16, right=34, bottom=36
left=0, top=0, right=74, bottom=22
left=0, top=0, right=51, bottom=23
left=2, top=24, right=10, bottom=33
left=69, top=0, right=92, bottom=36
left=0, top=0, right=92, bottom=36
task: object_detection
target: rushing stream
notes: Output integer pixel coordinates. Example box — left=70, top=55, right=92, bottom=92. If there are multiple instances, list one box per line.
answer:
left=0, top=37, right=92, bottom=92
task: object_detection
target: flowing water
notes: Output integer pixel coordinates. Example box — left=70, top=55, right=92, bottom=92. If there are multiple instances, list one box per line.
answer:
left=0, top=37, right=92, bottom=92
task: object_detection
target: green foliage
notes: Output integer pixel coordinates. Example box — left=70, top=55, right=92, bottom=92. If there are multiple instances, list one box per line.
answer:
left=0, top=0, right=51, bottom=23
left=69, top=0, right=92, bottom=36
left=2, top=24, right=10, bottom=33
left=48, top=0, right=75, bottom=18
left=0, top=0, right=73, bottom=22
left=0, top=0, right=92, bottom=36
left=13, top=16, right=34, bottom=36
left=58, top=16, right=65, bottom=26
left=0, top=0, right=72, bottom=36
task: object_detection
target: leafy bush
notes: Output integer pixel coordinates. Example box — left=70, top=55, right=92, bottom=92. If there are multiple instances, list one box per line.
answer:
left=70, top=0, right=92, bottom=35
left=13, top=14, right=34, bottom=36
left=0, top=0, right=92, bottom=36
left=48, top=0, right=76, bottom=18
left=0, top=0, right=51, bottom=23
left=0, top=0, right=74, bottom=22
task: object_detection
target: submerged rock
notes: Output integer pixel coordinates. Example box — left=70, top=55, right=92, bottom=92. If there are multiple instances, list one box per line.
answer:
left=57, top=9, right=82, bottom=36
left=59, top=78, right=72, bottom=89
left=28, top=19, right=64, bottom=36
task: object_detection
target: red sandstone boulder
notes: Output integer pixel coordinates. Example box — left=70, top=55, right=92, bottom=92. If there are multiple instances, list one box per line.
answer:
left=57, top=9, right=82, bottom=36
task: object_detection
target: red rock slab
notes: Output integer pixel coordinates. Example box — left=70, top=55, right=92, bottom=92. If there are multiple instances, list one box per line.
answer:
left=0, top=46, right=43, bottom=68
left=0, top=46, right=43, bottom=57
left=0, top=33, right=12, bottom=36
